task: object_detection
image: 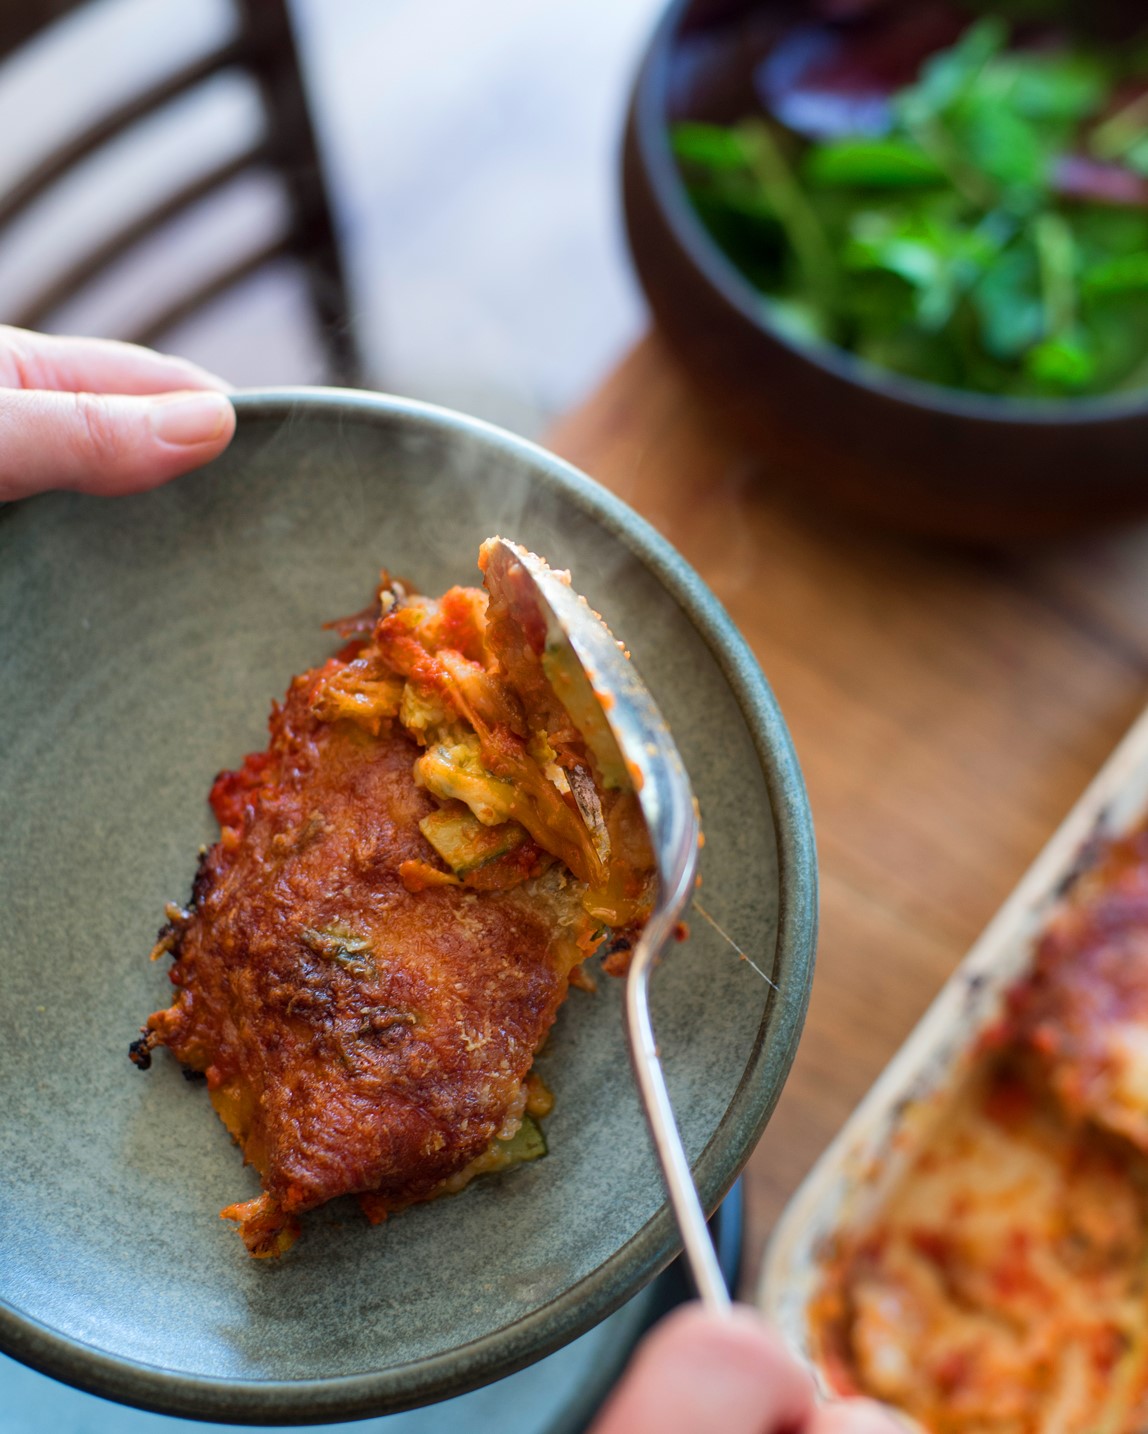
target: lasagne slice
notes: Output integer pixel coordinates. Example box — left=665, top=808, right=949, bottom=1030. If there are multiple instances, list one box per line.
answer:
left=1003, top=824, right=1148, bottom=1152
left=814, top=823, right=1148, bottom=1431
left=131, top=539, right=653, bottom=1256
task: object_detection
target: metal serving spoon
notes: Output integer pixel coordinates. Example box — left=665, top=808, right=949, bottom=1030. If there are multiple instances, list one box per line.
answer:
left=485, top=538, right=731, bottom=1312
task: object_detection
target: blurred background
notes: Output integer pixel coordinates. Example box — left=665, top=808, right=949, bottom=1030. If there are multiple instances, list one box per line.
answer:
left=12, top=0, right=1148, bottom=535
left=0, top=0, right=663, bottom=435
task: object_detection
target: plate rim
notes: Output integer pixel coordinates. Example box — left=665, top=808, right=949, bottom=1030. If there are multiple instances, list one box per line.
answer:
left=0, top=386, right=818, bottom=1423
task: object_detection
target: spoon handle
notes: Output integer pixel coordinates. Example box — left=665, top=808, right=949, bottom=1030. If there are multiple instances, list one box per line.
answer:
left=625, top=917, right=732, bottom=1313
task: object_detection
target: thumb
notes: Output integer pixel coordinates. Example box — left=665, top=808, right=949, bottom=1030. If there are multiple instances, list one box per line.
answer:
left=590, top=1305, right=816, bottom=1434
left=0, top=387, right=236, bottom=500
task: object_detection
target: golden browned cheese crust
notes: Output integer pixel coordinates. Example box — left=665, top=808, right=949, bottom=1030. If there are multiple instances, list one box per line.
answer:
left=146, top=678, right=572, bottom=1253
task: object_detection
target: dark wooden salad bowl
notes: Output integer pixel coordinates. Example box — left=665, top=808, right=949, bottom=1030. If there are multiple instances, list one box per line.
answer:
left=623, top=0, right=1148, bottom=541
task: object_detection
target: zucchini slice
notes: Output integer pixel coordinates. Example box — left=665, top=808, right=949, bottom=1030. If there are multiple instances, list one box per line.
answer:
left=419, top=802, right=528, bottom=874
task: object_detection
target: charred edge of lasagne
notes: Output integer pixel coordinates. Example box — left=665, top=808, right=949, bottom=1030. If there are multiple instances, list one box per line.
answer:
left=129, top=883, right=203, bottom=1070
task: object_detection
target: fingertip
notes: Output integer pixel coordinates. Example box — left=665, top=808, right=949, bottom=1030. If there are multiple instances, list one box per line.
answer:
left=69, top=391, right=235, bottom=497
left=680, top=1303, right=817, bottom=1406
left=115, top=390, right=235, bottom=492
left=652, top=1302, right=814, bottom=1377
left=591, top=1304, right=815, bottom=1434
left=148, top=390, right=235, bottom=449
left=812, top=1397, right=907, bottom=1434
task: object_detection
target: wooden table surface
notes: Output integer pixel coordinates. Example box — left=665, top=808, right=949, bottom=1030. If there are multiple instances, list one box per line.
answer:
left=548, top=334, right=1148, bottom=1298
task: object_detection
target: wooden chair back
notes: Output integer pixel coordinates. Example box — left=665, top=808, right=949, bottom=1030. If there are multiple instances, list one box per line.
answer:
left=0, top=0, right=358, bottom=383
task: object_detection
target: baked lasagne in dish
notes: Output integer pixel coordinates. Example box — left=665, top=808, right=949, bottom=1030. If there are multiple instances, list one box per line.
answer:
left=813, top=822, right=1148, bottom=1433
left=130, top=539, right=654, bottom=1257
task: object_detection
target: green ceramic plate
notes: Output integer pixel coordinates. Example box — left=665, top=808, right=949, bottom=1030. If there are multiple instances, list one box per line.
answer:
left=0, top=390, right=816, bottom=1424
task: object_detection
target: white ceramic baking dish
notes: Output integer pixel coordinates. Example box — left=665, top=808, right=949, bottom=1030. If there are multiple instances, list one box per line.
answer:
left=758, top=702, right=1148, bottom=1394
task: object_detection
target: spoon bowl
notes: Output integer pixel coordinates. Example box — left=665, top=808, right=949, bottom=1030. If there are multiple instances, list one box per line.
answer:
left=483, top=538, right=730, bottom=1311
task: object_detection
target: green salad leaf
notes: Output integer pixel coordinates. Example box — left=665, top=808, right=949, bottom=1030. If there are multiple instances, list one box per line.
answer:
left=672, top=11, right=1148, bottom=398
